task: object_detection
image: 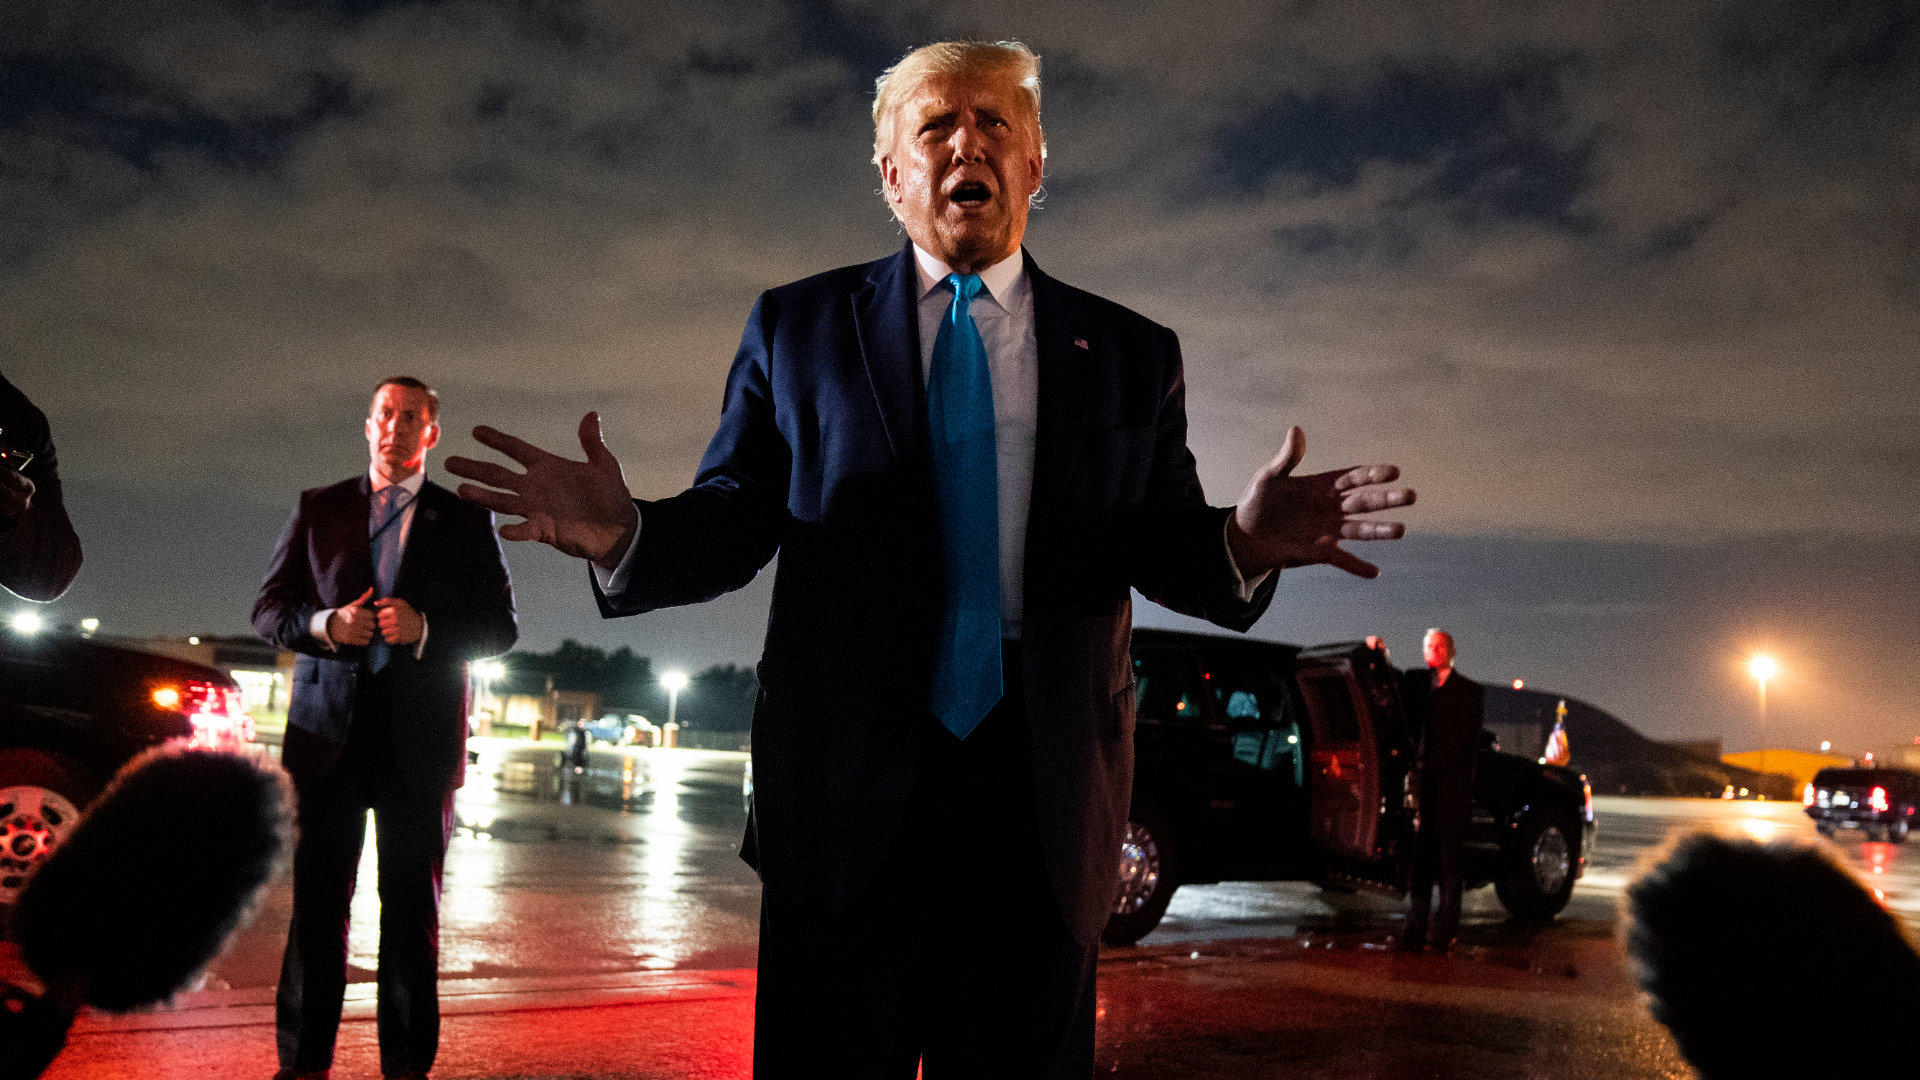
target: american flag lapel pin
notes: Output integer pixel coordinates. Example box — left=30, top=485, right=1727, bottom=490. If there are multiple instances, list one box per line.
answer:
left=1073, top=337, right=1089, bottom=350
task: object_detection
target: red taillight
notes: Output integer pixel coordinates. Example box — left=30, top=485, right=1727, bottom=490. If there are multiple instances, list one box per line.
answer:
left=1583, top=780, right=1594, bottom=822
left=1803, top=782, right=1816, bottom=807
left=1870, top=786, right=1889, bottom=813
left=154, top=679, right=255, bottom=750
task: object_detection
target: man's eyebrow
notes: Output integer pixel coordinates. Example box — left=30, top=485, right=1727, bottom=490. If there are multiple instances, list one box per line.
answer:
left=913, top=103, right=957, bottom=128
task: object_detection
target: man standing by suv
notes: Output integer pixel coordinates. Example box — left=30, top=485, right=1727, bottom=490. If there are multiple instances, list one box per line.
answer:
left=253, top=377, right=516, bottom=1080
left=1401, top=628, right=1484, bottom=954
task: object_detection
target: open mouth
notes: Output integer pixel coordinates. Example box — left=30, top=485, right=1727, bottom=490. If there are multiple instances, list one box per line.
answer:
left=950, top=181, right=992, bottom=207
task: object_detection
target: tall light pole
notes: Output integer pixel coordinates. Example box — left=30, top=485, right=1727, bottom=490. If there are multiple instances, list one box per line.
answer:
left=1750, top=654, right=1777, bottom=780
left=661, top=670, right=688, bottom=729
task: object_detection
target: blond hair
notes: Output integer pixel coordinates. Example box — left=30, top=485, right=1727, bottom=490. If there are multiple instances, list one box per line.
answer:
left=871, top=40, right=1047, bottom=166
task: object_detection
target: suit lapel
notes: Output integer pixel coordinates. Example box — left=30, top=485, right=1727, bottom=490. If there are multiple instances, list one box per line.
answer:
left=853, top=241, right=925, bottom=468
left=320, top=476, right=376, bottom=606
left=1025, top=249, right=1093, bottom=579
left=394, top=480, right=444, bottom=594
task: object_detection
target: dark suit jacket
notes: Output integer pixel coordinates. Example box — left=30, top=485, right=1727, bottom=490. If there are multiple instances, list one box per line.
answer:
left=0, top=373, right=82, bottom=603
left=253, top=476, right=517, bottom=798
left=1402, top=668, right=1485, bottom=826
left=596, top=243, right=1275, bottom=944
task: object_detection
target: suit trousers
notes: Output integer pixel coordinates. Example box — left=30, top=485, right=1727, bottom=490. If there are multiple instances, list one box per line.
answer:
left=1405, top=777, right=1471, bottom=946
left=277, top=670, right=456, bottom=1076
left=753, top=641, right=1100, bottom=1079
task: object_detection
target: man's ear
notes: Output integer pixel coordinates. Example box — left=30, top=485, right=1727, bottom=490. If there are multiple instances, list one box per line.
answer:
left=421, top=423, right=441, bottom=452
left=878, top=153, right=901, bottom=205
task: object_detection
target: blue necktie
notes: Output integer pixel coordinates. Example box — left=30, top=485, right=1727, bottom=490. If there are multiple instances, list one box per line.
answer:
left=927, top=273, right=1002, bottom=739
left=366, top=485, right=408, bottom=673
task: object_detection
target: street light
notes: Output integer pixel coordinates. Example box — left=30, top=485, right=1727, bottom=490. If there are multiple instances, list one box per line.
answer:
left=1750, top=654, right=1777, bottom=778
left=10, top=611, right=41, bottom=634
left=80, top=618, right=99, bottom=636
left=661, top=670, right=688, bottom=729
left=473, top=659, right=505, bottom=720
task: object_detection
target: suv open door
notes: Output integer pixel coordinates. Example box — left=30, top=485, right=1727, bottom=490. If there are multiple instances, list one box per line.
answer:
left=1292, top=642, right=1417, bottom=893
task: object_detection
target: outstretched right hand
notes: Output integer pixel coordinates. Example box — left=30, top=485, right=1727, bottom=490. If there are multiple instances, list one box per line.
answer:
left=327, top=587, right=378, bottom=647
left=444, top=412, right=640, bottom=569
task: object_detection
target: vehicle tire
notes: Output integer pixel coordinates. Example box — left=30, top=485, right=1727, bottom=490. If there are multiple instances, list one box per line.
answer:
left=0, top=748, right=100, bottom=908
left=1101, top=804, right=1179, bottom=946
left=1494, top=807, right=1578, bottom=920
left=1891, top=817, right=1911, bottom=844
left=1815, top=823, right=1835, bottom=839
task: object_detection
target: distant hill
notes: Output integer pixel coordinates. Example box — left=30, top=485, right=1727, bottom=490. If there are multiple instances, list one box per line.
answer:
left=1481, top=685, right=1791, bottom=799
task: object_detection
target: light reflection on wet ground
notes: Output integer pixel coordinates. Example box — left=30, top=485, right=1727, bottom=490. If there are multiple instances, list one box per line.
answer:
left=434, top=742, right=760, bottom=980
left=211, top=740, right=760, bottom=991
left=1138, top=794, right=1920, bottom=947
left=215, top=766, right=1920, bottom=994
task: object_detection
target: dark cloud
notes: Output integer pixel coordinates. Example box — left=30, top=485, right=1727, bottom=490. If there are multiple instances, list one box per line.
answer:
left=1212, top=59, right=1590, bottom=228
left=0, top=50, right=353, bottom=172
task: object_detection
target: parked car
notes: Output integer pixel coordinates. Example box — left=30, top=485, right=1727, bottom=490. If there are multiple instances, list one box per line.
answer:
left=1804, top=766, right=1920, bottom=842
left=1105, top=631, right=1595, bottom=944
left=1, top=625, right=253, bottom=904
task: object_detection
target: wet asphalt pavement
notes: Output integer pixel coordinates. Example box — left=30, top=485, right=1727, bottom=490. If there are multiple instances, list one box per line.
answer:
left=43, top=744, right=1920, bottom=1078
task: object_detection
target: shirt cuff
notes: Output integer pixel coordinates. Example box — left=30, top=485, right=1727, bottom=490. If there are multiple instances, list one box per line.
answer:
left=413, top=612, right=428, bottom=661
left=309, top=609, right=338, bottom=651
left=1223, top=516, right=1273, bottom=603
left=591, top=505, right=644, bottom=596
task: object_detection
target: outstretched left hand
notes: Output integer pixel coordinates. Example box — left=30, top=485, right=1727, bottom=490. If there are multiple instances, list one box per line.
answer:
left=1227, top=426, right=1415, bottom=579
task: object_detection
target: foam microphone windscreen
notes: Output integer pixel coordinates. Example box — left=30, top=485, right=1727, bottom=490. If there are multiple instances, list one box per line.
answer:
left=1624, top=833, right=1920, bottom=1078
left=12, top=745, right=294, bottom=1012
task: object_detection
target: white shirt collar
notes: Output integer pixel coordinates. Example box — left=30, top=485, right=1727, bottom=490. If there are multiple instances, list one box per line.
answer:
left=911, top=243, right=1026, bottom=309
left=370, top=467, right=427, bottom=496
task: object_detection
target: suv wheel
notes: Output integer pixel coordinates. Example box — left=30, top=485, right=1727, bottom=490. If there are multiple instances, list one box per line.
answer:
left=1101, top=805, right=1178, bottom=946
left=1891, top=817, right=1912, bottom=844
left=0, top=749, right=97, bottom=908
left=1494, top=808, right=1577, bottom=919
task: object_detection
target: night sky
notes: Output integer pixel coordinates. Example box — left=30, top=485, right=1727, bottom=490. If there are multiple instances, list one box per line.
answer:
left=3, top=1, right=1915, bottom=756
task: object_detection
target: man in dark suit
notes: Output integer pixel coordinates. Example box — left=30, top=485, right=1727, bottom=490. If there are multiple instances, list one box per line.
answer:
left=446, top=41, right=1412, bottom=1078
left=0, top=373, right=81, bottom=603
left=254, top=377, right=516, bottom=1080
left=1399, top=627, right=1485, bottom=954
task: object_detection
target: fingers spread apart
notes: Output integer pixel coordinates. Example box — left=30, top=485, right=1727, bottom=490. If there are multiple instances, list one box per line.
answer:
left=470, top=425, right=552, bottom=467
left=444, top=456, right=524, bottom=491
left=1340, top=520, right=1406, bottom=541
left=1339, top=485, right=1416, bottom=515
left=453, top=483, right=526, bottom=518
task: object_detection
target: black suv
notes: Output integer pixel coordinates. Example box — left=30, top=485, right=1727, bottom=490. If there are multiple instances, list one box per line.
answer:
left=1106, top=630, right=1595, bottom=944
left=0, top=626, right=253, bottom=905
left=1805, top=766, right=1920, bottom=843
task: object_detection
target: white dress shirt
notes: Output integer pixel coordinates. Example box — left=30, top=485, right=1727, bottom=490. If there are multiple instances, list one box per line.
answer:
left=310, top=467, right=429, bottom=658
left=596, top=244, right=1267, bottom=631
left=912, top=244, right=1039, bottom=639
